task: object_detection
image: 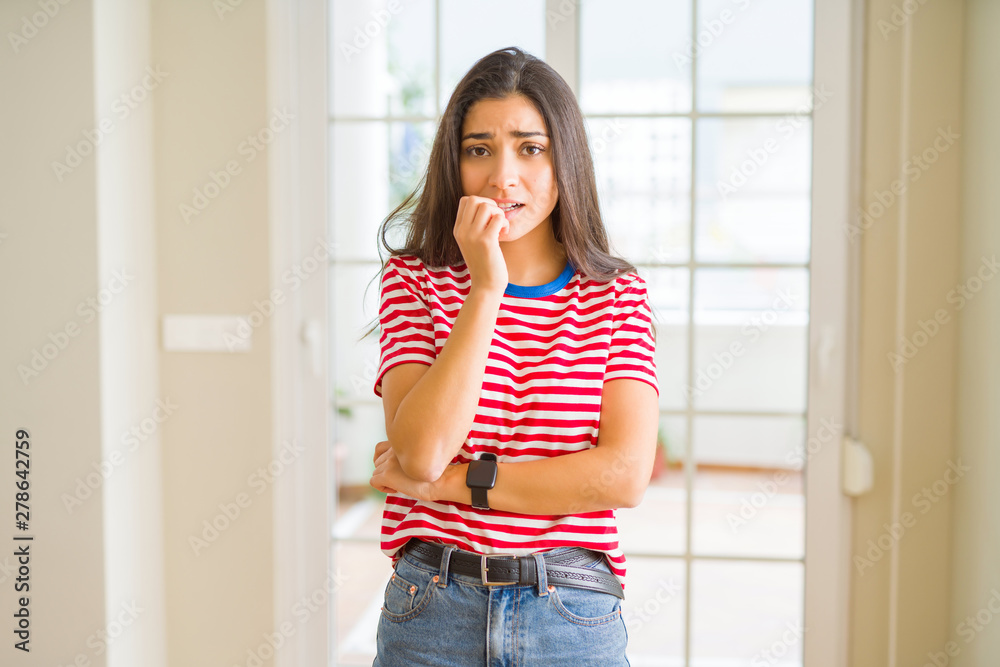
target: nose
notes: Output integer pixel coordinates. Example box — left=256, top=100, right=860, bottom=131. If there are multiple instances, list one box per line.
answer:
left=488, top=148, right=518, bottom=191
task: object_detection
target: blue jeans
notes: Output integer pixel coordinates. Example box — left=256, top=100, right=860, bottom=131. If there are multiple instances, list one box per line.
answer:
left=372, top=543, right=630, bottom=667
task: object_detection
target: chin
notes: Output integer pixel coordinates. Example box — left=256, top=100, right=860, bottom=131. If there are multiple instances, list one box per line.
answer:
left=499, top=228, right=529, bottom=244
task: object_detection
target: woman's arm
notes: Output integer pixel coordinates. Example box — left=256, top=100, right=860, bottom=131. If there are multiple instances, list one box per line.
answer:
left=381, top=197, right=510, bottom=483
left=372, top=377, right=660, bottom=514
left=381, top=285, right=504, bottom=483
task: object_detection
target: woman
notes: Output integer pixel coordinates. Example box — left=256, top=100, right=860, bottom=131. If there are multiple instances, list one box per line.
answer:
left=366, top=46, right=660, bottom=666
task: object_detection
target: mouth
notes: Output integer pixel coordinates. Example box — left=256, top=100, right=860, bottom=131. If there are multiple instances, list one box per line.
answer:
left=493, top=199, right=525, bottom=212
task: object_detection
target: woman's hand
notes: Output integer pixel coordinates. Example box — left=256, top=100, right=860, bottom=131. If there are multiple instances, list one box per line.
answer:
left=453, top=195, right=509, bottom=295
left=370, top=440, right=434, bottom=500
left=370, top=440, right=469, bottom=504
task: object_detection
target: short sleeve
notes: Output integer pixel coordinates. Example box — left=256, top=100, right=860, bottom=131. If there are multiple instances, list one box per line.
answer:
left=604, top=274, right=659, bottom=396
left=373, top=255, right=437, bottom=398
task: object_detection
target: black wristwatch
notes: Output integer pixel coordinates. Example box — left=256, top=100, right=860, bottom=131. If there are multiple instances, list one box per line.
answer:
left=466, top=453, right=498, bottom=510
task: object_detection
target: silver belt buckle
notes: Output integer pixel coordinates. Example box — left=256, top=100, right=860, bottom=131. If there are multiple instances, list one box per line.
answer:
left=480, top=553, right=518, bottom=586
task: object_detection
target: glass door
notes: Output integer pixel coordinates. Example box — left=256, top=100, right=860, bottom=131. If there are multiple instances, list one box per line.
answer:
left=325, top=1, right=852, bottom=664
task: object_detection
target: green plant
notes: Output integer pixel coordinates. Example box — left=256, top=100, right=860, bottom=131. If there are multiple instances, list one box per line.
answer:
left=658, top=426, right=682, bottom=466
left=334, top=387, right=353, bottom=419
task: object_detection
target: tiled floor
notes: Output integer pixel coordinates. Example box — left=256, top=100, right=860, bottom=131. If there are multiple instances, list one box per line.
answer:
left=331, top=468, right=804, bottom=667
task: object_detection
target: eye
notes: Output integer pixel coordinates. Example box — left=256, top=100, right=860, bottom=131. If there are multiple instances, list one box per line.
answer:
left=465, top=146, right=489, bottom=157
left=523, top=144, right=545, bottom=156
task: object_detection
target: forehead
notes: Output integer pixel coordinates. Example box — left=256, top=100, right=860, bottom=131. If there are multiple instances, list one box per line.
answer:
left=461, top=95, right=547, bottom=135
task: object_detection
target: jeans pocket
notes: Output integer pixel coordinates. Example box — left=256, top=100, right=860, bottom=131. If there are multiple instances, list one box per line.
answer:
left=380, top=560, right=435, bottom=622
left=548, top=585, right=622, bottom=626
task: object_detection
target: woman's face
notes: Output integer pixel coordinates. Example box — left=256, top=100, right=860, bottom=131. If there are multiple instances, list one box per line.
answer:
left=459, top=95, right=559, bottom=244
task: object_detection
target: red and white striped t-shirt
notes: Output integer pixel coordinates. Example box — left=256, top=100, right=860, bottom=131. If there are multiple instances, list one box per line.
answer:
left=372, top=253, right=658, bottom=580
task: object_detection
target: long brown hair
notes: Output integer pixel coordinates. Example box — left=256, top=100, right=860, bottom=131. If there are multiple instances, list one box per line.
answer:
left=361, top=46, right=650, bottom=340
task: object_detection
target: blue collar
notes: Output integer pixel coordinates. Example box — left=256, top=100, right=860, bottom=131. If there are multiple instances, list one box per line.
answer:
left=504, top=261, right=575, bottom=298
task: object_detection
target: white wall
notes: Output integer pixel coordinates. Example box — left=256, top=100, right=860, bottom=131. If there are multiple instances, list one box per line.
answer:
left=1, top=0, right=280, bottom=664
left=151, top=1, right=278, bottom=664
left=0, top=0, right=107, bottom=659
left=0, top=0, right=167, bottom=665
left=950, top=0, right=1000, bottom=664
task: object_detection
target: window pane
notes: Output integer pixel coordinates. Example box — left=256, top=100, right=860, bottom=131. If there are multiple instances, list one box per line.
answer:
left=332, top=401, right=385, bottom=487
left=694, top=415, right=805, bottom=468
left=691, top=415, right=805, bottom=558
left=619, top=557, right=686, bottom=663
left=643, top=268, right=689, bottom=410
left=580, top=0, right=693, bottom=114
left=387, top=121, right=436, bottom=210
left=617, top=416, right=686, bottom=554
left=331, top=122, right=388, bottom=260
left=385, top=0, right=436, bottom=117
left=440, top=0, right=546, bottom=111
left=695, top=0, right=813, bottom=113
left=690, top=560, right=804, bottom=666
left=591, top=118, right=691, bottom=264
left=330, top=263, right=382, bottom=406
left=330, top=0, right=436, bottom=117
left=691, top=268, right=808, bottom=412
left=331, top=121, right=432, bottom=260
left=695, top=117, right=811, bottom=263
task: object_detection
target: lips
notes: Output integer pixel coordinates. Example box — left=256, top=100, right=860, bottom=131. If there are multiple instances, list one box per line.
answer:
left=493, top=199, right=524, bottom=211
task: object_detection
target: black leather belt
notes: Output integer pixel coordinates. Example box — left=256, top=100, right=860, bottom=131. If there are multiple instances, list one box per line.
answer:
left=402, top=539, right=625, bottom=600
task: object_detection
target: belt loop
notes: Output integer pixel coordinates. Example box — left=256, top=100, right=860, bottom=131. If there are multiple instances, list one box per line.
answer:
left=437, top=545, right=454, bottom=588
left=532, top=553, right=549, bottom=597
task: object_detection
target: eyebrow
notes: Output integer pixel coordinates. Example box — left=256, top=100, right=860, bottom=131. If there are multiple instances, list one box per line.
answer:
left=460, top=130, right=549, bottom=142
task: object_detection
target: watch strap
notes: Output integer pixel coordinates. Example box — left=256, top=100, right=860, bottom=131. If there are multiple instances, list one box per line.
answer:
left=471, top=486, right=490, bottom=510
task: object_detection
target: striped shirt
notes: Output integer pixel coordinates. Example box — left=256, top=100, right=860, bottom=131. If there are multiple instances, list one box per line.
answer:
left=373, top=253, right=658, bottom=580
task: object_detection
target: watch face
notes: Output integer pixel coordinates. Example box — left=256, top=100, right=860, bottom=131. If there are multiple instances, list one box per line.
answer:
left=467, top=460, right=498, bottom=488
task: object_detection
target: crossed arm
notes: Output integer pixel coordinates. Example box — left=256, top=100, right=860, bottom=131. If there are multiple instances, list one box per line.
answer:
left=371, top=372, right=659, bottom=515
left=370, top=284, right=660, bottom=515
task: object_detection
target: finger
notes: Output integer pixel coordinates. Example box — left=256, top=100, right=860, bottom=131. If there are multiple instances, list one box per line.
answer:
left=369, top=478, right=395, bottom=494
left=369, top=470, right=397, bottom=494
left=461, top=196, right=487, bottom=231
left=455, top=196, right=468, bottom=231
left=375, top=447, right=398, bottom=469
left=486, top=209, right=508, bottom=238
left=473, top=200, right=501, bottom=232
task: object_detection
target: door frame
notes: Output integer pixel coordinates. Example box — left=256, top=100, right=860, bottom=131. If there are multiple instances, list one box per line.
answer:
left=803, top=0, right=864, bottom=664
left=268, top=0, right=332, bottom=665
left=270, top=0, right=864, bottom=663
